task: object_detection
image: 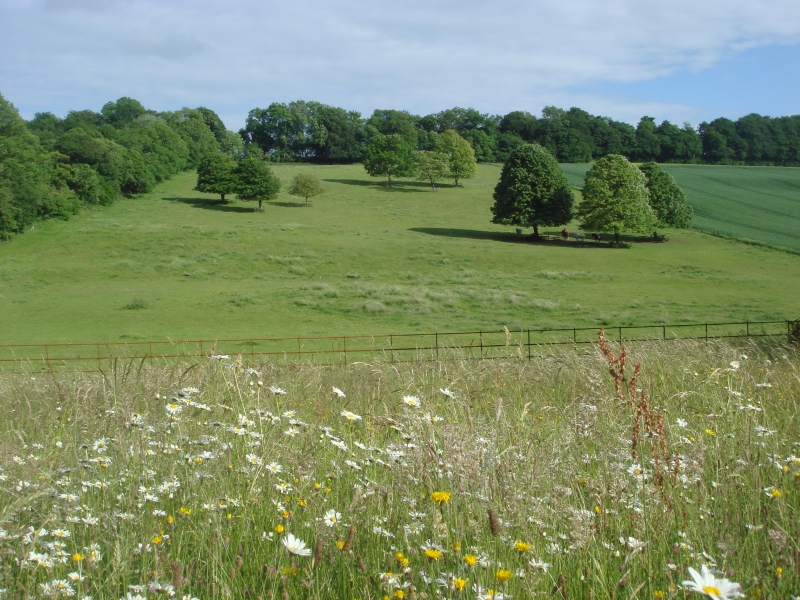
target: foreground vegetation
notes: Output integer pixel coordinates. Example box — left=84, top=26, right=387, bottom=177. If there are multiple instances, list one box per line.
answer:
left=1, top=338, right=798, bottom=598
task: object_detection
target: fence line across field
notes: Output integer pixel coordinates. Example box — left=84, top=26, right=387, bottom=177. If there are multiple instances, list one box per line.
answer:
left=0, top=319, right=796, bottom=373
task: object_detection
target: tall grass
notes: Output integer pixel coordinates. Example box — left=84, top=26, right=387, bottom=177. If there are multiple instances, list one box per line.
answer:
left=0, top=338, right=798, bottom=598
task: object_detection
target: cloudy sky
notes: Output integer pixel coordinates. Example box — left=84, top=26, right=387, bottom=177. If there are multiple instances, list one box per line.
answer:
left=2, top=0, right=800, bottom=129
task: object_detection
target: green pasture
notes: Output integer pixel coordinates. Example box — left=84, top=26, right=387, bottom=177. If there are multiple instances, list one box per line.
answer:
left=0, top=163, right=798, bottom=346
left=560, top=163, right=800, bottom=252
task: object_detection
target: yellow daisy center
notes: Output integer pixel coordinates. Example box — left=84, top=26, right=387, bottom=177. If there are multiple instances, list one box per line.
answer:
left=702, top=585, right=721, bottom=596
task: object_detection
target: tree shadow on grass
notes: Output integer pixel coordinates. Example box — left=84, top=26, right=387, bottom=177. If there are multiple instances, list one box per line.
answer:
left=165, top=197, right=255, bottom=213
left=269, top=201, right=308, bottom=208
left=409, top=228, right=646, bottom=248
left=323, top=178, right=447, bottom=193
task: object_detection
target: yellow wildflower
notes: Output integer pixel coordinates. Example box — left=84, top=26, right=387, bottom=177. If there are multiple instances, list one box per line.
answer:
left=431, top=491, right=451, bottom=505
left=464, top=554, right=478, bottom=567
left=495, top=569, right=512, bottom=582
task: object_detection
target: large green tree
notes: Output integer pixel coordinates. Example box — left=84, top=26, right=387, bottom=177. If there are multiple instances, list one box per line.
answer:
left=195, top=154, right=237, bottom=202
left=638, top=162, right=693, bottom=229
left=490, top=143, right=574, bottom=237
left=362, top=134, right=415, bottom=186
left=577, top=154, right=656, bottom=241
left=233, top=155, right=281, bottom=211
left=438, top=130, right=477, bottom=186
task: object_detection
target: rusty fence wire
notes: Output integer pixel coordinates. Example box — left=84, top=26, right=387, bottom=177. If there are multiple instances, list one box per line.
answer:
left=0, top=319, right=795, bottom=373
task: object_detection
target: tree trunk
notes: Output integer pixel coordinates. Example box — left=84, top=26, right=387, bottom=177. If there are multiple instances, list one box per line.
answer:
left=387, top=173, right=392, bottom=187
left=454, top=176, right=460, bottom=187
left=220, top=193, right=226, bottom=203
left=258, top=199, right=263, bottom=212
left=305, top=196, right=309, bottom=207
left=533, top=224, right=539, bottom=239
left=615, top=231, right=620, bottom=243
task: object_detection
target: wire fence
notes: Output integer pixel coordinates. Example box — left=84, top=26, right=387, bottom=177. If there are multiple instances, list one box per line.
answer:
left=1, top=319, right=796, bottom=373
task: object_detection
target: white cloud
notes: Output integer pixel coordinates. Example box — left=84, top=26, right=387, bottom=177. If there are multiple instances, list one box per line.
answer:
left=2, top=0, right=799, bottom=126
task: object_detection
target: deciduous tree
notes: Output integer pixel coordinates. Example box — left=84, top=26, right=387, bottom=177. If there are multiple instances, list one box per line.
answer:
left=577, top=154, right=656, bottom=241
left=362, top=134, right=415, bottom=186
left=233, top=155, right=281, bottom=211
left=638, top=162, right=693, bottom=229
left=414, top=151, right=449, bottom=191
left=195, top=154, right=237, bottom=202
left=438, top=130, right=477, bottom=186
left=491, top=143, right=574, bottom=237
left=288, top=173, right=325, bottom=206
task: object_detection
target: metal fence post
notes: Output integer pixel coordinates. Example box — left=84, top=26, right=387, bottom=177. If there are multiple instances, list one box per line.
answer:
left=527, top=329, right=531, bottom=360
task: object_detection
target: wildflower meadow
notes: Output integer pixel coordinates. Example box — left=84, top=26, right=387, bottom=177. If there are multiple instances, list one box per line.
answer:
left=0, top=335, right=798, bottom=599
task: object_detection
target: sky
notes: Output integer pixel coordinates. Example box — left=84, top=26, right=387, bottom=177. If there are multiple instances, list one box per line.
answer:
left=2, top=0, right=800, bottom=130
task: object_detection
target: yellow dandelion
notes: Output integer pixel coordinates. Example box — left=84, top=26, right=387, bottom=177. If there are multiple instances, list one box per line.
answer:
left=275, top=524, right=285, bottom=534
left=654, top=592, right=664, bottom=599
left=513, top=541, right=530, bottom=553
left=452, top=541, right=461, bottom=552
left=395, top=552, right=410, bottom=567
left=495, top=569, right=512, bottom=582
left=335, top=540, right=345, bottom=550
left=431, top=491, right=451, bottom=505
left=71, top=553, right=84, bottom=562
left=393, top=591, right=405, bottom=599
left=179, top=507, right=192, bottom=516
left=166, top=515, right=174, bottom=524
left=424, top=548, right=443, bottom=561
left=454, top=577, right=467, bottom=591
left=152, top=535, right=162, bottom=544
left=464, top=554, right=478, bottom=567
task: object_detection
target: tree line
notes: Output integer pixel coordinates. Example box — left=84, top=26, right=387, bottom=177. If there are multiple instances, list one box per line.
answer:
left=240, top=102, right=800, bottom=166
left=0, top=93, right=242, bottom=239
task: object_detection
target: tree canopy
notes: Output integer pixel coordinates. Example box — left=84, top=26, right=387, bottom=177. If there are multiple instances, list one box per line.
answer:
left=577, top=154, right=656, bottom=239
left=438, top=130, right=477, bottom=186
left=414, top=151, right=449, bottom=191
left=288, top=173, right=325, bottom=206
left=490, top=143, right=574, bottom=237
left=195, top=154, right=237, bottom=202
left=638, top=162, right=693, bottom=229
left=362, top=134, right=415, bottom=186
left=233, top=155, right=281, bottom=211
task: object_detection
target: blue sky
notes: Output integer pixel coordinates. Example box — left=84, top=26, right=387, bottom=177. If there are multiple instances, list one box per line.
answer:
left=2, top=0, right=799, bottom=130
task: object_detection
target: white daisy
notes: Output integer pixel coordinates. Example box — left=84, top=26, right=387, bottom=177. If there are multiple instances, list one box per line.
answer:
left=341, top=410, right=362, bottom=421
left=323, top=509, right=342, bottom=527
left=403, top=396, right=421, bottom=407
left=682, top=564, right=742, bottom=599
left=282, top=533, right=312, bottom=556
left=333, top=387, right=346, bottom=398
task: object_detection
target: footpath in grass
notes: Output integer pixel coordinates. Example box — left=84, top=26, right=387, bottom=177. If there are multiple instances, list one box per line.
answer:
left=560, top=163, right=800, bottom=253
left=0, top=164, right=799, bottom=344
left=0, top=340, right=798, bottom=598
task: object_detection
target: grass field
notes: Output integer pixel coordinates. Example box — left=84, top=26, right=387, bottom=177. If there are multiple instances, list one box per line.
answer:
left=1, top=340, right=798, bottom=598
left=559, top=163, right=800, bottom=253
left=0, top=164, right=798, bottom=345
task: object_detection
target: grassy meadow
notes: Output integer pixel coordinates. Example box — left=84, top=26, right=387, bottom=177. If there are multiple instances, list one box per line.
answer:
left=0, top=339, right=798, bottom=598
left=0, top=164, right=798, bottom=346
left=559, top=163, right=800, bottom=253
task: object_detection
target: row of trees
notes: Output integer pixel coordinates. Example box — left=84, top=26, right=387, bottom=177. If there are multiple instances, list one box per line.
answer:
left=491, top=144, right=693, bottom=240
left=363, top=130, right=477, bottom=188
left=241, top=102, right=800, bottom=166
left=196, top=154, right=325, bottom=209
left=0, top=93, right=242, bottom=239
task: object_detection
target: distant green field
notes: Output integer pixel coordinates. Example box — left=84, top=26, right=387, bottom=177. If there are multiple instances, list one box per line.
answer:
left=0, top=164, right=798, bottom=345
left=559, top=163, right=800, bottom=252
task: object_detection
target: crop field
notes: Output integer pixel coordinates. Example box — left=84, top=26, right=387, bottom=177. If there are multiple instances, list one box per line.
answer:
left=559, top=163, right=800, bottom=253
left=0, top=164, right=798, bottom=345
left=0, top=338, right=798, bottom=598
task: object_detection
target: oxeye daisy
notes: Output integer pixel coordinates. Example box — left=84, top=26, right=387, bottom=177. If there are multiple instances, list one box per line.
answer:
left=323, top=509, right=342, bottom=527
left=403, top=396, right=421, bottom=407
left=282, top=533, right=312, bottom=556
left=682, top=564, right=742, bottom=599
left=332, top=387, right=346, bottom=398
left=341, top=410, right=362, bottom=421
